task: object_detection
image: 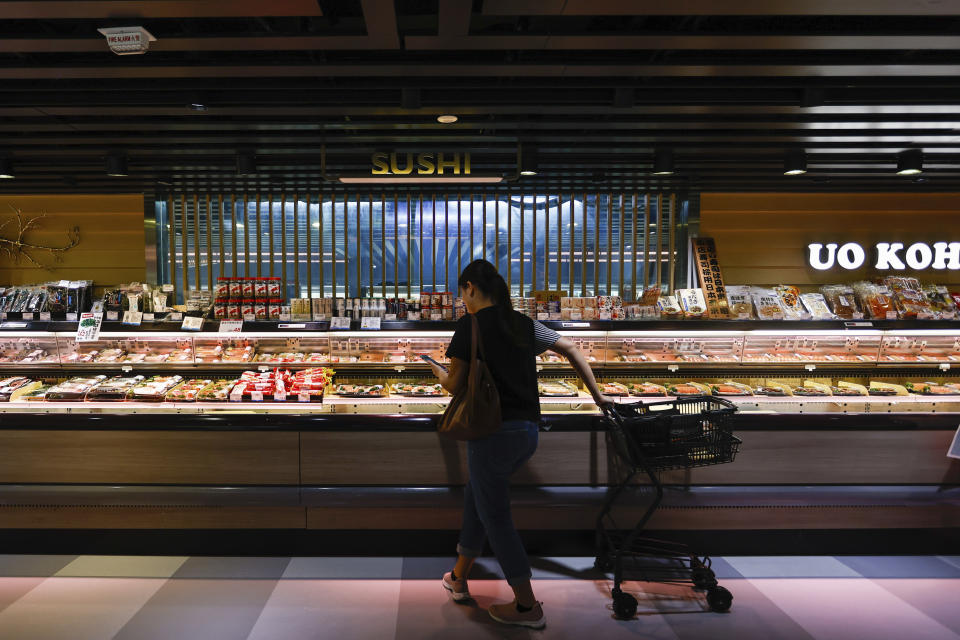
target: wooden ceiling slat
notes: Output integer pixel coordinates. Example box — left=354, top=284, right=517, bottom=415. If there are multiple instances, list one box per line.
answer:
left=482, top=0, right=960, bottom=16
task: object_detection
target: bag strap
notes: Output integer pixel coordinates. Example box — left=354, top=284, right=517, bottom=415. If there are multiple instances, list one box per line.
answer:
left=470, top=312, right=490, bottom=363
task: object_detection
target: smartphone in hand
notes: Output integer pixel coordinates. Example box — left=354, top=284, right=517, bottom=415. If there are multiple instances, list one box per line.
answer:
left=420, top=354, right=448, bottom=371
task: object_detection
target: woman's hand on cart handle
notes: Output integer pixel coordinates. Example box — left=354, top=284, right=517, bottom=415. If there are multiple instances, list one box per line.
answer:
left=593, top=393, right=615, bottom=408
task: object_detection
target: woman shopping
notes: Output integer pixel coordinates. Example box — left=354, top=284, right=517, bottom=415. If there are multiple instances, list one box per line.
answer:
left=429, top=259, right=612, bottom=630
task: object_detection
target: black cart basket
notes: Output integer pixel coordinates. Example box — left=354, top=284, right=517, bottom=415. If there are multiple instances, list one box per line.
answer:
left=595, top=395, right=741, bottom=619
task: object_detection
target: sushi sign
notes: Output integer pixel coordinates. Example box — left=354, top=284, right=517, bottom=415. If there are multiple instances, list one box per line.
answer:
left=807, top=242, right=960, bottom=271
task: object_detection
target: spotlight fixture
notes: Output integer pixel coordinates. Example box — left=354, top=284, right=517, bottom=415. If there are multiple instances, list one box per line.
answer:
left=896, top=149, right=923, bottom=175
left=436, top=114, right=458, bottom=124
left=188, top=103, right=208, bottom=112
left=236, top=152, right=257, bottom=176
left=652, top=148, right=674, bottom=175
left=520, top=144, right=538, bottom=176
left=783, top=150, right=807, bottom=175
left=105, top=152, right=128, bottom=177
left=0, top=157, right=14, bottom=179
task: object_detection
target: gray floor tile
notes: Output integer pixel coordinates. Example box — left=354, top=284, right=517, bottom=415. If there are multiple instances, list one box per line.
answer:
left=837, top=555, right=960, bottom=579
left=172, top=556, right=291, bottom=579
left=0, top=555, right=77, bottom=578
left=283, top=556, right=404, bottom=579
left=724, top=556, right=862, bottom=579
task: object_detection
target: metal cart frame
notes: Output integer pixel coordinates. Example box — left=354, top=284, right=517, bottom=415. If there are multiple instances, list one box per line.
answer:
left=595, top=395, right=742, bottom=619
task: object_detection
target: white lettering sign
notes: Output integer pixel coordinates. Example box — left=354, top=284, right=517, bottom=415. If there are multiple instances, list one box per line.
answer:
left=808, top=241, right=959, bottom=271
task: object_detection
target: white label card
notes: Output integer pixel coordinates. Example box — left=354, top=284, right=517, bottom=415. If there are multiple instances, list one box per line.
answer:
left=361, top=316, right=381, bottom=330
left=430, top=312, right=442, bottom=322
left=330, top=316, right=352, bottom=330
left=250, top=390, right=263, bottom=402
left=181, top=316, right=204, bottom=331
left=168, top=312, right=183, bottom=321
left=218, top=320, right=243, bottom=334
left=384, top=313, right=397, bottom=321
left=66, top=312, right=78, bottom=321
left=122, top=310, right=142, bottom=326
left=75, top=312, right=103, bottom=342
left=278, top=313, right=292, bottom=321
left=537, top=312, right=550, bottom=320
left=21, top=312, right=34, bottom=320
left=243, top=314, right=256, bottom=322
left=39, top=312, right=51, bottom=321
left=105, top=311, right=119, bottom=321
left=273, top=391, right=286, bottom=402
left=886, top=311, right=898, bottom=320
left=142, top=313, right=154, bottom=322
left=298, top=392, right=310, bottom=403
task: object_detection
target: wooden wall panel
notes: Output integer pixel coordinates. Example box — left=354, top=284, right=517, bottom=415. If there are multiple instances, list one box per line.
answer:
left=700, top=193, right=960, bottom=287
left=301, top=431, right=608, bottom=486
left=0, top=431, right=299, bottom=485
left=0, top=506, right=305, bottom=529
left=0, top=194, right=145, bottom=289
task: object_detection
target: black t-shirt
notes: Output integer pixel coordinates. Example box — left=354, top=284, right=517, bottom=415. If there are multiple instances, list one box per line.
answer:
left=445, top=306, right=560, bottom=422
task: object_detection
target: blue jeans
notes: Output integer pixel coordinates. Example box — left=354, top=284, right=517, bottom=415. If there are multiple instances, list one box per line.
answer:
left=456, top=419, right=539, bottom=586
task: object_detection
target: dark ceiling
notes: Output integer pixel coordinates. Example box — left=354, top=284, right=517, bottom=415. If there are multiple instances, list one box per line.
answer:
left=3, top=0, right=960, bottom=193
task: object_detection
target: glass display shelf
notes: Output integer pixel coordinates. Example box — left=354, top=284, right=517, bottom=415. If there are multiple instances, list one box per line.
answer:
left=741, top=330, right=883, bottom=365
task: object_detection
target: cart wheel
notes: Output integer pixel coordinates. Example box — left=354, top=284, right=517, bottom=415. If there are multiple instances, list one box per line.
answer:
left=612, top=590, right=638, bottom=620
left=691, top=567, right=716, bottom=590
left=594, top=555, right=613, bottom=572
left=706, top=586, right=733, bottom=612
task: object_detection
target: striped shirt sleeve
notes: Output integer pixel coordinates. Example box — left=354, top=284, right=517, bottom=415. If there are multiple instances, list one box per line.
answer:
left=532, top=320, right=561, bottom=355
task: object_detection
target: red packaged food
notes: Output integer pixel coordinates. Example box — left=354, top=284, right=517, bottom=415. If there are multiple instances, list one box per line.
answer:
left=268, top=278, right=282, bottom=298
left=254, top=279, right=268, bottom=300
left=215, top=278, right=231, bottom=299
left=254, top=303, right=267, bottom=320
left=241, top=299, right=255, bottom=318
left=214, top=304, right=226, bottom=319
left=229, top=280, right=243, bottom=298
left=241, top=279, right=255, bottom=298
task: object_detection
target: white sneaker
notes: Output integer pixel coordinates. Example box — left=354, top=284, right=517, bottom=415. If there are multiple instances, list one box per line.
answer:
left=442, top=571, right=471, bottom=602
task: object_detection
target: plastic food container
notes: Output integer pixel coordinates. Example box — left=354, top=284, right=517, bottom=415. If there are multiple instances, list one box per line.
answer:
left=129, top=375, right=183, bottom=402
left=46, top=375, right=108, bottom=401
left=85, top=375, right=145, bottom=401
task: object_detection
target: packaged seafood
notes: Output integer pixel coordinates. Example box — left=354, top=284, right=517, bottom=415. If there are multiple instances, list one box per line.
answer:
left=129, top=375, right=183, bottom=401
left=923, top=285, right=957, bottom=320
left=221, top=345, right=255, bottom=362
left=868, top=381, right=908, bottom=396
left=600, top=382, right=630, bottom=396
left=335, top=384, right=386, bottom=398
left=17, top=349, right=55, bottom=363
left=853, top=282, right=896, bottom=320
left=753, top=385, right=788, bottom=396
left=725, top=285, right=754, bottom=319
left=751, top=288, right=785, bottom=320
left=392, top=382, right=445, bottom=397
left=709, top=381, right=753, bottom=396
left=0, top=377, right=36, bottom=401
left=820, top=285, right=864, bottom=320
left=85, top=375, right=145, bottom=401
left=774, top=285, right=809, bottom=320
left=46, top=375, right=108, bottom=401
left=627, top=382, right=667, bottom=397
left=537, top=380, right=580, bottom=397
left=905, top=381, right=956, bottom=395
left=93, top=348, right=125, bottom=363
left=16, top=383, right=50, bottom=401
left=884, top=276, right=932, bottom=319
left=799, top=293, right=836, bottom=320
left=835, top=381, right=869, bottom=396
left=790, top=384, right=830, bottom=397
left=667, top=381, right=710, bottom=396
left=164, top=379, right=213, bottom=402
left=197, top=379, right=237, bottom=401
left=676, top=288, right=707, bottom=318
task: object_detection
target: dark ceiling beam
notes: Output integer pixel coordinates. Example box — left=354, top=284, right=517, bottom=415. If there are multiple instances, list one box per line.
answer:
left=361, top=0, right=400, bottom=49
left=482, top=0, right=960, bottom=16
left=438, top=0, right=472, bottom=37
left=405, top=35, right=960, bottom=50
left=3, top=64, right=960, bottom=79
left=0, top=0, right=323, bottom=19
left=0, top=36, right=388, bottom=53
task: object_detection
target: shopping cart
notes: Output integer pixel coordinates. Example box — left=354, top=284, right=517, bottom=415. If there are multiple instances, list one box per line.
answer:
left=595, top=395, right=741, bottom=619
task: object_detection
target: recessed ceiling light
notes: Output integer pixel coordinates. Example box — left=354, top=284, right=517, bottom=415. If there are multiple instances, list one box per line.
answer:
left=188, top=103, right=207, bottom=112
left=784, top=150, right=807, bottom=175
left=105, top=152, right=128, bottom=177
left=437, top=114, right=458, bottom=124
left=652, top=148, right=674, bottom=175
left=0, top=157, right=14, bottom=179
left=520, top=170, right=537, bottom=176
left=896, top=149, right=923, bottom=175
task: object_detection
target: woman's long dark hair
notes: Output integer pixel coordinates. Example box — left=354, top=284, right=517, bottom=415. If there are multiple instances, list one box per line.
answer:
left=458, top=259, right=529, bottom=347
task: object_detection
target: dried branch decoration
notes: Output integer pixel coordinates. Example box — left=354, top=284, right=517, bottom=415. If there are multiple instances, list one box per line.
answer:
left=0, top=204, right=80, bottom=269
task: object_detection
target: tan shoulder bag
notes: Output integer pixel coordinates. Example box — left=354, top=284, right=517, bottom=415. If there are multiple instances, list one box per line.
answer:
left=436, top=313, right=502, bottom=440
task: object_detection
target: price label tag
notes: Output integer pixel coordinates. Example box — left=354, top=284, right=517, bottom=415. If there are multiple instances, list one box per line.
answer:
left=168, top=312, right=183, bottom=321
left=273, top=391, right=286, bottom=402
left=75, top=312, right=103, bottom=342
left=298, top=392, right=310, bottom=403
left=330, top=316, right=352, bottom=330
left=181, top=316, right=204, bottom=331
left=361, top=316, right=381, bottom=330
left=21, top=312, right=34, bottom=320
left=39, top=312, right=51, bottom=321
left=66, top=312, right=78, bottom=321
left=278, top=313, right=292, bottom=321
left=536, top=312, right=550, bottom=320
left=161, top=284, right=175, bottom=292
left=218, top=320, right=243, bottom=333
left=122, top=310, right=142, bottom=325
left=250, top=390, right=263, bottom=402
left=561, top=321, right=590, bottom=328
left=243, top=313, right=256, bottom=322
left=105, top=311, right=119, bottom=321
left=430, top=312, right=442, bottom=322
left=886, top=311, right=898, bottom=320
left=598, top=311, right=612, bottom=320
left=278, top=323, right=306, bottom=329
left=230, top=389, right=243, bottom=402
left=384, top=313, right=397, bottom=321
left=58, top=279, right=70, bottom=287
left=569, top=311, right=583, bottom=321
